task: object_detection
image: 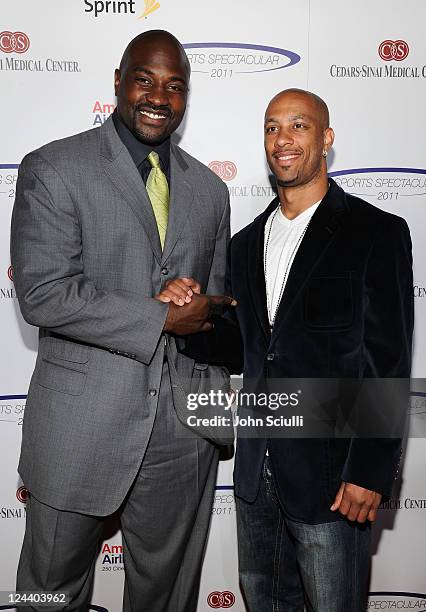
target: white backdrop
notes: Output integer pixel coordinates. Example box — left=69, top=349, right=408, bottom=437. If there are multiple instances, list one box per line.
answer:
left=1, top=1, right=425, bottom=610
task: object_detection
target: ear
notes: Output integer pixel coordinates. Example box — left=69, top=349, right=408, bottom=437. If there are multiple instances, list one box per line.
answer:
left=323, top=127, right=335, bottom=154
left=114, top=69, right=121, bottom=97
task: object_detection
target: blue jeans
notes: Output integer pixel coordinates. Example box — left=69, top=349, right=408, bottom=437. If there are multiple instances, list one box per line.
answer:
left=236, top=456, right=371, bottom=612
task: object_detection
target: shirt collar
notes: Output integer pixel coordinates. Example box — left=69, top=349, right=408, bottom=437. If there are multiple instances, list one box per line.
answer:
left=112, top=110, right=170, bottom=173
left=277, top=198, right=322, bottom=228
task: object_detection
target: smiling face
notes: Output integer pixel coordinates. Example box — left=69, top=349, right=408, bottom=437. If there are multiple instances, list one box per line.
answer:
left=264, top=90, right=334, bottom=191
left=114, top=33, right=190, bottom=145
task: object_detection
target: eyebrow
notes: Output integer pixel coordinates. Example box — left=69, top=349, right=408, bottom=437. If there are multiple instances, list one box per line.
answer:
left=265, top=114, right=310, bottom=124
left=132, top=66, right=188, bottom=84
left=289, top=114, right=309, bottom=121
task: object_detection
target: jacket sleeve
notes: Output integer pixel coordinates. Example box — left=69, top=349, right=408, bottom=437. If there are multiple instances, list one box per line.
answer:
left=341, top=216, right=414, bottom=495
left=10, top=152, right=169, bottom=364
left=180, top=196, right=244, bottom=374
left=205, top=189, right=231, bottom=296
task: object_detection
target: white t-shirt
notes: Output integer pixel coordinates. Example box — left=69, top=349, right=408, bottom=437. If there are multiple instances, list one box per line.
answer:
left=264, top=200, right=321, bottom=327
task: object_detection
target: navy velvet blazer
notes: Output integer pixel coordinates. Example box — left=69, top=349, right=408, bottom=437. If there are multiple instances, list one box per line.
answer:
left=185, top=178, right=414, bottom=524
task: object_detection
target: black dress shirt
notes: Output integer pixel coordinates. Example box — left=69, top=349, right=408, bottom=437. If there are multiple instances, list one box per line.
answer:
left=112, top=110, right=171, bottom=184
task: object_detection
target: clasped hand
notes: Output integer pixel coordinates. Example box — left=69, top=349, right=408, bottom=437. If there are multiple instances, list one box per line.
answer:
left=156, top=277, right=236, bottom=335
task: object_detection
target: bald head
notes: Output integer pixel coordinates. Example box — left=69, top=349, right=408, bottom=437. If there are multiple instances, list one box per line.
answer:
left=267, top=88, right=329, bottom=130
left=263, top=87, right=334, bottom=197
left=119, top=30, right=190, bottom=74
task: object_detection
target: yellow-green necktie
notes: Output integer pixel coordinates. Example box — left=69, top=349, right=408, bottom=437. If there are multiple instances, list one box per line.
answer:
left=146, top=151, right=169, bottom=250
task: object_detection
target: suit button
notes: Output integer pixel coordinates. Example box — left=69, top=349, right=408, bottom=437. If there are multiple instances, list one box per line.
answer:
left=266, top=353, right=275, bottom=361
left=149, top=389, right=157, bottom=397
left=161, top=267, right=168, bottom=275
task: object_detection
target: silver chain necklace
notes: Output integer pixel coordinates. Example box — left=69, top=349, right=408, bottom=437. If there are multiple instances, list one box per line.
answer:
left=264, top=205, right=311, bottom=330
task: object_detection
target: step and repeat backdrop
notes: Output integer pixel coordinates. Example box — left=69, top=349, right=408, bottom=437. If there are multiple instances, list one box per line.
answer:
left=1, top=0, right=426, bottom=610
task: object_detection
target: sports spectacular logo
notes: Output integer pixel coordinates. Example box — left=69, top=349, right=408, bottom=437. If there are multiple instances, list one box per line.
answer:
left=183, top=42, right=300, bottom=78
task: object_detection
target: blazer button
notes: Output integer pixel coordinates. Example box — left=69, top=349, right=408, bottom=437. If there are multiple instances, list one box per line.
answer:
left=266, top=353, right=275, bottom=361
left=161, top=267, right=168, bottom=276
left=149, top=389, right=157, bottom=397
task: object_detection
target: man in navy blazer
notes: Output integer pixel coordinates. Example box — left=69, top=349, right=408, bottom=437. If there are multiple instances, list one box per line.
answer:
left=158, top=89, right=414, bottom=611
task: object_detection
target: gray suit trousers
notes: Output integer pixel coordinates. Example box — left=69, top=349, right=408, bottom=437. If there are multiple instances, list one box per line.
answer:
left=17, top=362, right=219, bottom=612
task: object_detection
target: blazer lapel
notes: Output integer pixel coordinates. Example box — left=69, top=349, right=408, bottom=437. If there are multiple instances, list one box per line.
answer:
left=99, top=116, right=162, bottom=264
left=271, top=180, right=350, bottom=339
left=161, top=143, right=194, bottom=264
left=247, top=198, right=280, bottom=343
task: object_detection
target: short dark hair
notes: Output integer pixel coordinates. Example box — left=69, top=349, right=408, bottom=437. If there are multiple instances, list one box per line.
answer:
left=119, top=29, right=190, bottom=74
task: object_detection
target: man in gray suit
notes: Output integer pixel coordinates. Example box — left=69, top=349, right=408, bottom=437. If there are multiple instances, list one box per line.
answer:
left=11, top=30, right=234, bottom=611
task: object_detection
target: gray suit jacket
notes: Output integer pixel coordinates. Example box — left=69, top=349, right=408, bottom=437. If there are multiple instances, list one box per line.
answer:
left=11, top=116, right=232, bottom=516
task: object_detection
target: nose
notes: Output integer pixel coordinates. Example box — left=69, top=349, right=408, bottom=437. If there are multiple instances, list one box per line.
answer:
left=275, top=126, right=294, bottom=148
left=146, top=83, right=169, bottom=108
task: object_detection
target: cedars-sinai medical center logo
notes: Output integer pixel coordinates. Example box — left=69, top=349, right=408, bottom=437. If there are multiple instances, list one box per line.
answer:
left=0, top=31, right=30, bottom=54
left=207, top=591, right=235, bottom=608
left=16, top=486, right=28, bottom=504
left=208, top=161, right=237, bottom=182
left=0, top=31, right=81, bottom=72
left=1, top=265, right=16, bottom=299
left=330, top=38, right=424, bottom=78
left=378, top=39, right=410, bottom=61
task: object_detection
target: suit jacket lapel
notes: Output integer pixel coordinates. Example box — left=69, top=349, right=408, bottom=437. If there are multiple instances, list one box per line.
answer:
left=247, top=198, right=280, bottom=343
left=162, top=143, right=194, bottom=264
left=99, top=116, right=162, bottom=264
left=271, top=180, right=350, bottom=339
